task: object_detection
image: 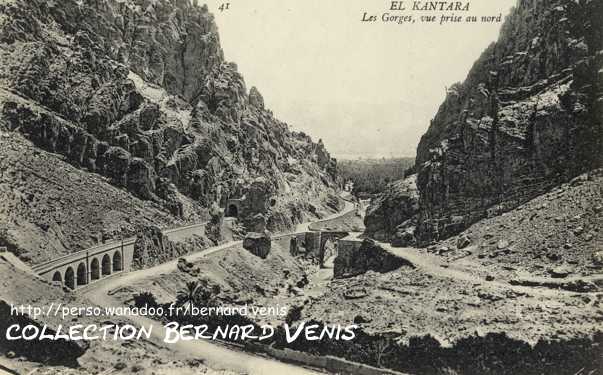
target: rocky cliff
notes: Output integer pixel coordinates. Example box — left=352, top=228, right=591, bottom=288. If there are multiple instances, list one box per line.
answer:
left=363, top=175, right=419, bottom=242
left=0, top=0, right=340, bottom=263
left=414, top=0, right=602, bottom=244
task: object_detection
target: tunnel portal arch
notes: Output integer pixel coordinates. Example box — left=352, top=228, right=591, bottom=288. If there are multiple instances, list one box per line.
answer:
left=226, top=204, right=239, bottom=218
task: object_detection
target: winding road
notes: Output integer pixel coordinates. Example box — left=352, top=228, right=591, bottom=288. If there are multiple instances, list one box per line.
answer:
left=81, top=200, right=356, bottom=375
left=379, top=242, right=603, bottom=298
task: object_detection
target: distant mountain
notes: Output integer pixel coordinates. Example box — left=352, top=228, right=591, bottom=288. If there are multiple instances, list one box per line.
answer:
left=338, top=157, right=415, bottom=196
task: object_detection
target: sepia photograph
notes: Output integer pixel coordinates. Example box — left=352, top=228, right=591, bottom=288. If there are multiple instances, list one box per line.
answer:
left=0, top=0, right=601, bottom=374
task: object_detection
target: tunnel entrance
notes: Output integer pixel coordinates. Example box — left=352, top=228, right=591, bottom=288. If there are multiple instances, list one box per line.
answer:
left=226, top=204, right=239, bottom=218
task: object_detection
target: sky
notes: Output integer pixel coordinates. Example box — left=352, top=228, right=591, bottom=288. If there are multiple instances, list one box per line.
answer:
left=203, top=0, right=517, bottom=159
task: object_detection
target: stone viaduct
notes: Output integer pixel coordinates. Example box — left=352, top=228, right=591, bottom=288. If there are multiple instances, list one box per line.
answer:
left=32, top=223, right=207, bottom=290
left=32, top=199, right=358, bottom=290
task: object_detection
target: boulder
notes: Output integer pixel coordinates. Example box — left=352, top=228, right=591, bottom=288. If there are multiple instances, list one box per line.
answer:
left=243, top=231, right=271, bottom=259
left=101, top=146, right=131, bottom=187
left=127, top=158, right=157, bottom=199
left=549, top=264, right=572, bottom=278
left=246, top=213, right=267, bottom=233
left=456, top=234, right=471, bottom=249
left=391, top=224, right=416, bottom=247
left=334, top=239, right=414, bottom=278
left=497, top=239, right=510, bottom=250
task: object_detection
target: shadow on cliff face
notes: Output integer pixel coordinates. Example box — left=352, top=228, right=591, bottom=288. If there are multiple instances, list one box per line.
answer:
left=0, top=302, right=87, bottom=366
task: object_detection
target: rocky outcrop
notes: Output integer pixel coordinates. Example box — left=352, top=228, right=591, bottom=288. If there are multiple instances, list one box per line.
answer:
left=414, top=0, right=602, bottom=244
left=0, top=0, right=340, bottom=262
left=243, top=231, right=271, bottom=259
left=334, top=239, right=414, bottom=278
left=132, top=225, right=209, bottom=269
left=364, top=175, right=419, bottom=241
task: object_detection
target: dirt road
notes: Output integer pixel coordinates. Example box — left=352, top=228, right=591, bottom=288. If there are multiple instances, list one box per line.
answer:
left=81, top=201, right=357, bottom=375
left=380, top=242, right=602, bottom=298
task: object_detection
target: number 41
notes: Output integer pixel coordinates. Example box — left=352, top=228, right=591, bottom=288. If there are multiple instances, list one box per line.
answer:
left=219, top=3, right=230, bottom=11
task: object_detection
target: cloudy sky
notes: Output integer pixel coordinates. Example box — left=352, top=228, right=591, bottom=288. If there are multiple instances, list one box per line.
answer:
left=204, top=0, right=517, bottom=159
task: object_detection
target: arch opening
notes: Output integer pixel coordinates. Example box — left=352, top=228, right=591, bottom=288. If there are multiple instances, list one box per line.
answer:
left=90, top=258, right=100, bottom=281
left=52, top=271, right=62, bottom=285
left=64, top=267, right=75, bottom=290
left=112, top=251, right=123, bottom=272
left=102, top=254, right=111, bottom=276
left=76, top=262, right=87, bottom=286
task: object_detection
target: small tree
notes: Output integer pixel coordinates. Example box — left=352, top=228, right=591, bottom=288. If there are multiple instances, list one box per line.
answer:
left=371, top=337, right=395, bottom=367
left=177, top=281, right=200, bottom=314
left=133, top=291, right=158, bottom=309
left=285, top=305, right=303, bottom=325
left=195, top=282, right=221, bottom=307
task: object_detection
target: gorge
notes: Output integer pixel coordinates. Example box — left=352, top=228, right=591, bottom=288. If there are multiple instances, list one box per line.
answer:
left=0, top=0, right=601, bottom=374
left=0, top=0, right=341, bottom=264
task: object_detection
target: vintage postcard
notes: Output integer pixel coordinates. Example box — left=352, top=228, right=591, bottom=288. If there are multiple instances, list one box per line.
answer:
left=0, top=0, right=601, bottom=374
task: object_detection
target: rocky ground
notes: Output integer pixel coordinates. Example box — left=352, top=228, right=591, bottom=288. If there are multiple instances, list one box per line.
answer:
left=0, top=258, right=240, bottom=375
left=110, top=201, right=360, bottom=326
left=432, top=170, right=603, bottom=281
left=299, top=171, right=602, bottom=374
left=12, top=175, right=600, bottom=373
left=110, top=235, right=315, bottom=325
left=104, top=173, right=603, bottom=374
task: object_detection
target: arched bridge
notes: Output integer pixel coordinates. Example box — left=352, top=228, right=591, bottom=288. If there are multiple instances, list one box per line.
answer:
left=32, top=199, right=357, bottom=291
left=32, top=222, right=207, bottom=290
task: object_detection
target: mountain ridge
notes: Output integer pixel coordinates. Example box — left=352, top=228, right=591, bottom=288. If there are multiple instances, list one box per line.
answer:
left=366, top=0, right=602, bottom=244
left=0, top=0, right=341, bottom=263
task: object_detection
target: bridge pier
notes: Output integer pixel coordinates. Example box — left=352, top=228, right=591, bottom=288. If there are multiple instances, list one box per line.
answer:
left=32, top=222, right=216, bottom=290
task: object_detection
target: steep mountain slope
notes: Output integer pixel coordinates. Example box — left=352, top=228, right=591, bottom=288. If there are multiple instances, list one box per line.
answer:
left=0, top=0, right=340, bottom=263
left=413, top=0, right=602, bottom=243
left=0, top=257, right=242, bottom=374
